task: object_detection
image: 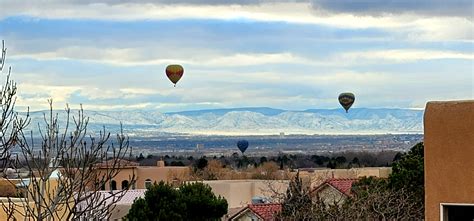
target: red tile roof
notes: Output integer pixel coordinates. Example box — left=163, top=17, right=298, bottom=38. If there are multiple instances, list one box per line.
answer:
left=323, top=178, right=358, bottom=196
left=248, top=203, right=282, bottom=221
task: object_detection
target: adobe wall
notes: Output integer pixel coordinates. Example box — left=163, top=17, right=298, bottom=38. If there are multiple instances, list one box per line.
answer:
left=201, top=180, right=289, bottom=208
left=424, top=101, right=474, bottom=220
left=99, top=166, right=190, bottom=190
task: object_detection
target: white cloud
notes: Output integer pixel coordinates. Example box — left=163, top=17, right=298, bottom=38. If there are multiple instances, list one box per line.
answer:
left=15, top=83, right=80, bottom=110
left=1, top=1, right=472, bottom=41
left=338, top=49, right=474, bottom=63
left=10, top=47, right=312, bottom=67
left=11, top=46, right=473, bottom=69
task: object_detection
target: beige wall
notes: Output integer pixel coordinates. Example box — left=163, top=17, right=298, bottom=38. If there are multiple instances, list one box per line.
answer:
left=201, top=180, right=289, bottom=209
left=136, top=166, right=189, bottom=188
left=424, top=101, right=474, bottom=221
left=298, top=167, right=392, bottom=188
left=0, top=176, right=71, bottom=220
left=100, top=166, right=190, bottom=190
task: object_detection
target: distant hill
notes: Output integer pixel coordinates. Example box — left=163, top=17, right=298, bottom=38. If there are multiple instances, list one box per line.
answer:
left=22, top=107, right=423, bottom=136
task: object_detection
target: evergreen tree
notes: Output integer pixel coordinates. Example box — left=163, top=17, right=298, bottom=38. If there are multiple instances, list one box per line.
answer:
left=126, top=181, right=184, bottom=221
left=126, top=182, right=227, bottom=221
left=179, top=182, right=228, bottom=220
left=280, top=172, right=312, bottom=219
left=389, top=142, right=424, bottom=201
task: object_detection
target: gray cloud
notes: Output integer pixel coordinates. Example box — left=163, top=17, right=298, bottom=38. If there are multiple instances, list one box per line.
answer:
left=68, top=0, right=264, bottom=5
left=311, top=0, right=473, bottom=18
left=54, top=0, right=474, bottom=17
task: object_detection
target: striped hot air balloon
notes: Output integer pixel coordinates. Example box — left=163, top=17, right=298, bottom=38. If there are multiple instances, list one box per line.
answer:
left=338, top=92, right=355, bottom=113
left=165, top=64, right=184, bottom=87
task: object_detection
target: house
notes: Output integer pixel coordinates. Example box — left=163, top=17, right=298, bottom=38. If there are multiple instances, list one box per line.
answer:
left=76, top=189, right=146, bottom=221
left=310, top=178, right=357, bottom=205
left=424, top=101, right=474, bottom=220
left=199, top=180, right=289, bottom=209
left=96, top=159, right=190, bottom=190
left=297, top=167, right=391, bottom=189
left=0, top=169, right=71, bottom=220
left=228, top=203, right=282, bottom=221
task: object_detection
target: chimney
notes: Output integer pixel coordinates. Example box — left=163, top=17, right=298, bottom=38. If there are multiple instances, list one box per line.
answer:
left=157, top=160, right=165, bottom=167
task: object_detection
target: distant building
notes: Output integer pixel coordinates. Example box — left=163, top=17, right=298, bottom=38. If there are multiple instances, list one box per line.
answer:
left=96, top=159, right=190, bottom=190
left=279, top=132, right=285, bottom=138
left=424, top=101, right=474, bottom=220
left=228, top=203, right=282, bottom=221
left=310, top=178, right=357, bottom=206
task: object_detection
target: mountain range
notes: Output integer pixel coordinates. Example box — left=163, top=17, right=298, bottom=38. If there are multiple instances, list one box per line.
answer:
left=22, top=107, right=424, bottom=136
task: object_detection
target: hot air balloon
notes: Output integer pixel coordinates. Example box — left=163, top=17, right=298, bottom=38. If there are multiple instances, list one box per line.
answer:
left=338, top=92, right=355, bottom=113
left=165, top=64, right=184, bottom=87
left=237, top=140, right=249, bottom=154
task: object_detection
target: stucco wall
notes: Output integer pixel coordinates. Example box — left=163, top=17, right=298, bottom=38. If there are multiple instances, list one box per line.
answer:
left=202, top=180, right=289, bottom=208
left=424, top=101, right=474, bottom=221
left=99, top=166, right=189, bottom=190
left=298, top=167, right=392, bottom=188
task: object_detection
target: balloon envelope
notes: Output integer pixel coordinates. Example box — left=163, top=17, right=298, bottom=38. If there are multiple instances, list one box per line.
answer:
left=165, top=64, right=184, bottom=86
left=338, top=92, right=355, bottom=113
left=237, top=140, right=249, bottom=154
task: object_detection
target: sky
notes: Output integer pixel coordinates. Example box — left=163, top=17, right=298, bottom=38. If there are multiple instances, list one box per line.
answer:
left=0, top=0, right=472, bottom=112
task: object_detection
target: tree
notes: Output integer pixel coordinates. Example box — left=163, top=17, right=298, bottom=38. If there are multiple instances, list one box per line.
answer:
left=0, top=41, right=135, bottom=220
left=279, top=172, right=313, bottom=219
left=335, top=156, right=347, bottom=165
left=126, top=182, right=227, bottom=221
left=0, top=40, right=30, bottom=169
left=389, top=142, right=424, bottom=200
left=195, top=157, right=208, bottom=170
left=350, top=157, right=360, bottom=168
left=278, top=143, right=426, bottom=220
left=259, top=156, right=268, bottom=164
left=202, top=159, right=224, bottom=180
left=137, top=153, right=145, bottom=161
left=253, top=161, right=279, bottom=180
left=179, top=182, right=228, bottom=220
left=6, top=102, right=136, bottom=220
left=170, top=161, right=185, bottom=166
left=346, top=176, right=423, bottom=220
left=127, top=181, right=183, bottom=221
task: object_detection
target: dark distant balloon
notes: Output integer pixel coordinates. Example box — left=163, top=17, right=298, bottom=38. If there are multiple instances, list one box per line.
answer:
left=237, top=140, right=249, bottom=154
left=338, top=92, right=355, bottom=113
left=166, top=64, right=184, bottom=87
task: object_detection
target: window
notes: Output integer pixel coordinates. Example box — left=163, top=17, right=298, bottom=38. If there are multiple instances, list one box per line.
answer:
left=111, top=180, right=117, bottom=191
left=441, top=203, right=474, bottom=221
left=100, top=183, right=106, bottom=191
left=145, top=179, right=152, bottom=189
left=122, top=180, right=129, bottom=190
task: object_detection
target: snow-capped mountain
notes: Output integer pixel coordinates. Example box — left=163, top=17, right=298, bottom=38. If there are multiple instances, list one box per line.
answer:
left=21, top=107, right=423, bottom=136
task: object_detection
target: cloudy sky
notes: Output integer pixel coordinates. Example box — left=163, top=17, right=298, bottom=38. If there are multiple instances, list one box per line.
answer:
left=0, top=0, right=472, bottom=112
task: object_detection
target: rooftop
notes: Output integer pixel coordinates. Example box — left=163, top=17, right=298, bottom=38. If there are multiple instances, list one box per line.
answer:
left=96, top=159, right=140, bottom=168
left=248, top=203, right=282, bottom=220
left=313, top=178, right=358, bottom=196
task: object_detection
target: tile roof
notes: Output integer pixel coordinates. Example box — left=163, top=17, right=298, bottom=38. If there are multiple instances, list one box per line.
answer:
left=112, top=189, right=146, bottom=205
left=76, top=189, right=146, bottom=210
left=248, top=203, right=282, bottom=221
left=323, top=178, right=358, bottom=196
